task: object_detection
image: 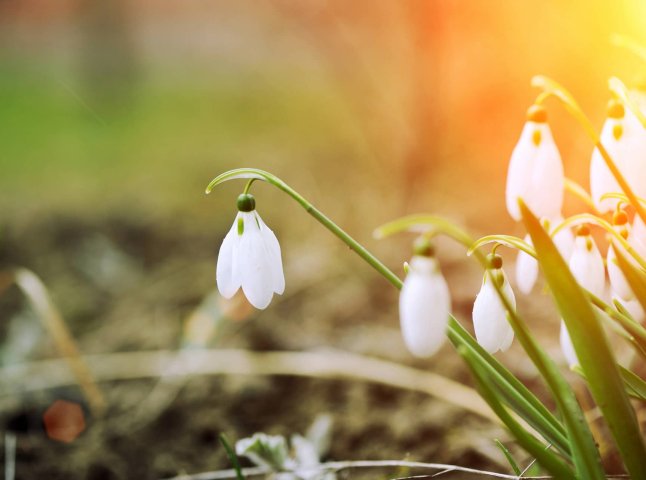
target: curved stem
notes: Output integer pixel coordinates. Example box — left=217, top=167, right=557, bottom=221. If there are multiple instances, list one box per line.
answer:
left=468, top=235, right=536, bottom=257
left=207, top=168, right=402, bottom=289
left=564, top=178, right=601, bottom=215
left=551, top=213, right=646, bottom=270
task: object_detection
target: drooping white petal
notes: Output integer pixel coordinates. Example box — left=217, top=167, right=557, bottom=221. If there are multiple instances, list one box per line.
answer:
left=623, top=106, right=646, bottom=201
left=559, top=321, right=578, bottom=368
left=238, top=212, right=275, bottom=309
left=631, top=215, right=646, bottom=259
left=551, top=220, right=574, bottom=260
left=515, top=235, right=538, bottom=294
left=590, top=111, right=646, bottom=212
left=472, top=270, right=516, bottom=354
left=399, top=256, right=451, bottom=358
left=614, top=295, right=645, bottom=323
left=529, top=125, right=564, bottom=220
left=255, top=212, right=285, bottom=295
left=568, top=235, right=606, bottom=297
left=506, top=122, right=535, bottom=221
left=590, top=120, right=623, bottom=213
left=607, top=243, right=634, bottom=301
left=216, top=213, right=242, bottom=298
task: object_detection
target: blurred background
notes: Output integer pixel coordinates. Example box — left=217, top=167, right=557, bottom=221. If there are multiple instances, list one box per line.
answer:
left=1, top=1, right=646, bottom=478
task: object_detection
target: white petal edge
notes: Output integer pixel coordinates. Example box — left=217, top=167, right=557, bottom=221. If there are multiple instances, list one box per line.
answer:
left=568, top=236, right=606, bottom=298
left=238, top=212, right=275, bottom=309
left=473, top=272, right=515, bottom=354
left=559, top=321, right=578, bottom=368
left=216, top=213, right=242, bottom=298
left=515, top=235, right=538, bottom=294
left=399, top=257, right=451, bottom=358
left=607, top=244, right=634, bottom=301
left=256, top=212, right=285, bottom=295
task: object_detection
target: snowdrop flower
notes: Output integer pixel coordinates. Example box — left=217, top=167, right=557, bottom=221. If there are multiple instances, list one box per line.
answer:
left=515, top=236, right=538, bottom=295
left=506, top=105, right=564, bottom=221
left=399, top=238, right=451, bottom=358
left=216, top=193, right=285, bottom=309
left=590, top=99, right=646, bottom=212
left=606, top=210, right=634, bottom=301
left=515, top=218, right=573, bottom=294
left=568, top=225, right=606, bottom=297
left=560, top=225, right=605, bottom=367
left=473, top=254, right=515, bottom=354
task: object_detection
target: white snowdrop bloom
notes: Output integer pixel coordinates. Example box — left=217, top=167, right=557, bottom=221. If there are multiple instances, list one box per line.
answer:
left=399, top=241, right=451, bottom=358
left=631, top=214, right=646, bottom=259
left=515, top=235, right=538, bottom=295
left=614, top=295, right=645, bottom=323
left=568, top=226, right=606, bottom=298
left=559, top=321, right=578, bottom=368
left=473, top=254, right=515, bottom=354
left=606, top=211, right=634, bottom=301
left=552, top=219, right=575, bottom=260
left=506, top=105, right=564, bottom=221
left=217, top=194, right=285, bottom=310
left=590, top=100, right=646, bottom=212
left=515, top=220, right=573, bottom=295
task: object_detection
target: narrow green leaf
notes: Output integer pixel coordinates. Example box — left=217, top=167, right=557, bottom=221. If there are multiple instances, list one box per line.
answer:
left=575, top=365, right=646, bottom=402
left=521, top=200, right=646, bottom=478
left=619, top=366, right=646, bottom=401
left=447, top=318, right=570, bottom=458
left=494, top=439, right=522, bottom=475
left=219, top=433, right=246, bottom=480
left=459, top=347, right=574, bottom=479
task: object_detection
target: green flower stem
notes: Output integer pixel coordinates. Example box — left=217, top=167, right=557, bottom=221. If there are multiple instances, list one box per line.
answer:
left=565, top=178, right=601, bottom=215
left=459, top=346, right=574, bottom=479
left=467, top=235, right=535, bottom=257
left=448, top=317, right=571, bottom=458
left=206, top=168, right=402, bottom=289
left=532, top=75, right=646, bottom=226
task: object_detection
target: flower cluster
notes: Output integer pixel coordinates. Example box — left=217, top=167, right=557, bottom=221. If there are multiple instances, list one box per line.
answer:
left=211, top=88, right=646, bottom=365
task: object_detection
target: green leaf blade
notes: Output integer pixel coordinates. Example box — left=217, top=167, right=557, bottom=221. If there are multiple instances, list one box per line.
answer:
left=521, top=200, right=646, bottom=478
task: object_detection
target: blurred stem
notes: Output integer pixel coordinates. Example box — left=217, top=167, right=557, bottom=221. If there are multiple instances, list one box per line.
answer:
left=10, top=269, right=106, bottom=416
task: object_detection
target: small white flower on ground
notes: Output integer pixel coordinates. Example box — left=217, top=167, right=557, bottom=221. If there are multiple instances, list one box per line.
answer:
left=473, top=254, right=515, bottom=354
left=506, top=105, right=564, bottom=221
left=399, top=239, right=451, bottom=358
left=590, top=99, right=646, bottom=212
left=216, top=193, right=285, bottom=310
left=568, top=225, right=606, bottom=298
left=560, top=321, right=578, bottom=368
